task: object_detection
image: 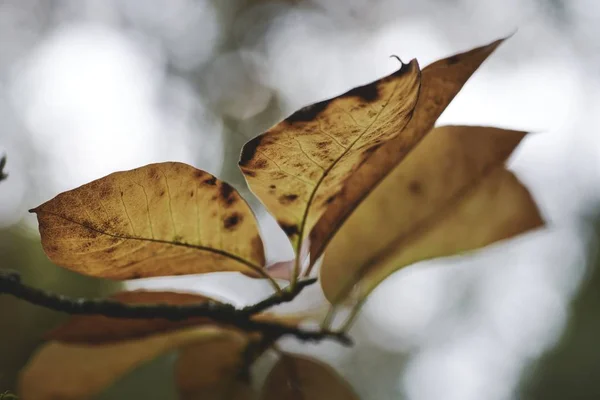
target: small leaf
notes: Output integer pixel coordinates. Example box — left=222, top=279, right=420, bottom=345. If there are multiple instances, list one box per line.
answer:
left=320, top=125, right=544, bottom=304
left=30, top=162, right=266, bottom=280
left=18, top=326, right=242, bottom=400
left=260, top=353, right=358, bottom=400
left=240, top=59, right=421, bottom=262
left=176, top=337, right=256, bottom=400
left=48, top=290, right=217, bottom=343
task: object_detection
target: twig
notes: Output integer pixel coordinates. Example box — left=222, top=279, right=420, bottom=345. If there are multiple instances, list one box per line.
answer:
left=0, top=155, right=7, bottom=182
left=0, top=271, right=350, bottom=346
left=240, top=277, right=317, bottom=316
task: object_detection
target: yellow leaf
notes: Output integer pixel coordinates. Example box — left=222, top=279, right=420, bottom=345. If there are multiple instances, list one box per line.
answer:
left=240, top=39, right=505, bottom=279
left=260, top=353, right=358, bottom=400
left=18, top=326, right=243, bottom=400
left=176, top=337, right=256, bottom=400
left=30, top=162, right=266, bottom=280
left=239, top=60, right=421, bottom=262
left=309, top=39, right=506, bottom=267
left=320, top=125, right=544, bottom=304
left=47, top=290, right=218, bottom=343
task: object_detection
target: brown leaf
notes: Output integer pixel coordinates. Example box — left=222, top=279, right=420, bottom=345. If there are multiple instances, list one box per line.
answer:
left=239, top=60, right=421, bottom=264
left=176, top=336, right=256, bottom=400
left=48, top=290, right=217, bottom=344
left=309, top=39, right=506, bottom=266
left=18, top=326, right=241, bottom=400
left=320, top=125, right=544, bottom=304
left=30, top=162, right=266, bottom=280
left=260, top=353, right=358, bottom=400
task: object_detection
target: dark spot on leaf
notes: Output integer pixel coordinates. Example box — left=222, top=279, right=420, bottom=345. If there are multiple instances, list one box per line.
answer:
left=106, top=247, right=117, bottom=254
left=240, top=135, right=264, bottom=166
left=286, top=100, right=331, bottom=123
left=245, top=170, right=256, bottom=177
left=363, top=143, right=382, bottom=154
left=269, top=184, right=276, bottom=189
left=148, top=168, right=160, bottom=180
left=159, top=190, right=166, bottom=197
left=341, top=82, right=379, bottom=102
left=317, top=141, right=329, bottom=149
left=408, top=180, right=423, bottom=195
left=254, top=159, right=268, bottom=169
left=278, top=194, right=298, bottom=205
left=223, top=213, right=243, bottom=230
left=202, top=177, right=217, bottom=186
left=446, top=54, right=460, bottom=65
left=129, top=272, right=143, bottom=279
left=219, top=183, right=237, bottom=207
left=279, top=222, right=299, bottom=237
left=325, top=194, right=337, bottom=204
left=189, top=190, right=194, bottom=197
left=194, top=170, right=205, bottom=178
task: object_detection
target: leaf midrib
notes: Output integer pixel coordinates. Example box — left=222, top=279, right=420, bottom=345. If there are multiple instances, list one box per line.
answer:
left=294, top=74, right=406, bottom=265
left=36, top=210, right=265, bottom=276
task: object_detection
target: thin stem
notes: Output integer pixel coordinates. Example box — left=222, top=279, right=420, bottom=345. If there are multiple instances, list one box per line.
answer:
left=0, top=271, right=349, bottom=345
left=339, top=302, right=364, bottom=333
left=240, top=278, right=317, bottom=316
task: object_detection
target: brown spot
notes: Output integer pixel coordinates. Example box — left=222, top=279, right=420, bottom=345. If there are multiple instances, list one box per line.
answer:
left=445, top=54, right=460, bottom=65
left=254, top=159, right=268, bottom=169
left=317, top=141, right=329, bottom=149
left=278, top=194, right=298, bottom=205
left=408, top=180, right=423, bottom=195
left=363, top=143, right=382, bottom=155
left=219, top=183, right=237, bottom=207
left=129, top=272, right=143, bottom=279
left=189, top=190, right=194, bottom=197
left=269, top=184, right=276, bottom=189
left=148, top=167, right=160, bottom=180
left=99, top=185, right=112, bottom=199
left=159, top=190, right=166, bottom=197
left=194, top=170, right=205, bottom=178
left=341, top=82, right=379, bottom=102
left=245, top=170, right=256, bottom=177
left=202, top=176, right=217, bottom=186
left=239, top=135, right=264, bottom=166
left=223, top=213, right=243, bottom=230
left=279, top=222, right=299, bottom=237
left=287, top=100, right=331, bottom=123
left=325, top=194, right=337, bottom=204
left=106, top=247, right=117, bottom=254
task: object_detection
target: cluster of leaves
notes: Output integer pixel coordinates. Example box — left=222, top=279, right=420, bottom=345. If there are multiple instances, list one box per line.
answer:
left=10, top=37, right=544, bottom=399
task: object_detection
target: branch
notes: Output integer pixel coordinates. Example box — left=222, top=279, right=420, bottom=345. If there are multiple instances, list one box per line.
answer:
left=0, top=271, right=351, bottom=346
left=0, top=155, right=7, bottom=182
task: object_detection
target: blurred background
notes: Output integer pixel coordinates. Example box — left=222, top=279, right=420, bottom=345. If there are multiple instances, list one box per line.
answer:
left=1, top=0, right=600, bottom=399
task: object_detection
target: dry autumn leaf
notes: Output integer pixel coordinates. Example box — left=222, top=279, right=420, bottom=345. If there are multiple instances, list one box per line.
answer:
left=176, top=338, right=257, bottom=400
left=240, top=39, right=505, bottom=277
left=320, top=125, right=544, bottom=304
left=18, top=326, right=244, bottom=400
left=30, top=162, right=267, bottom=280
left=239, top=59, right=420, bottom=265
left=260, top=353, right=358, bottom=400
left=308, top=39, right=505, bottom=267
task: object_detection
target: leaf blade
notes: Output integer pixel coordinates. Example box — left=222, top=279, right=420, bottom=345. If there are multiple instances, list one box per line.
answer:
left=31, top=162, right=266, bottom=280
left=240, top=61, right=421, bottom=260
left=320, top=125, right=544, bottom=304
left=261, top=353, right=358, bottom=400
left=18, top=326, right=241, bottom=400
left=309, top=38, right=507, bottom=266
